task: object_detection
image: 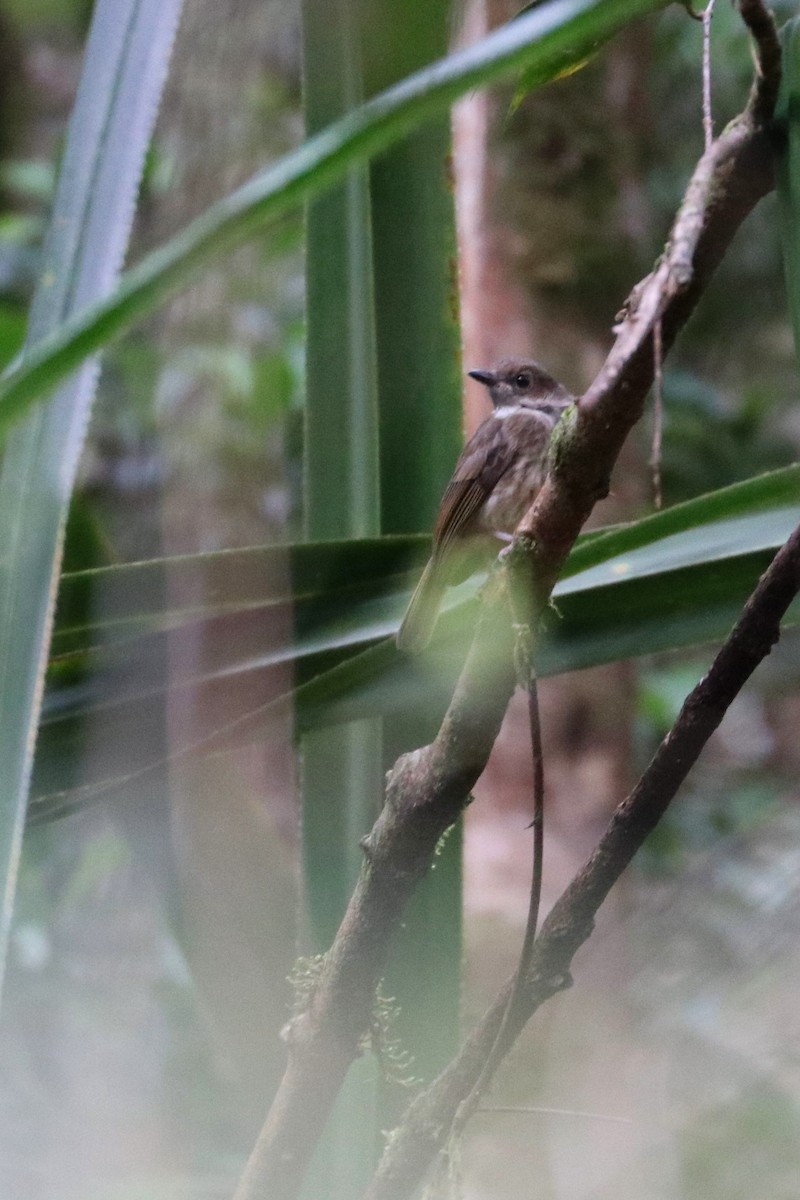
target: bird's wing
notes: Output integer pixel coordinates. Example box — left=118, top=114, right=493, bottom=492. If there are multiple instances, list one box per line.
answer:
left=433, top=428, right=515, bottom=553
left=433, top=478, right=488, bottom=552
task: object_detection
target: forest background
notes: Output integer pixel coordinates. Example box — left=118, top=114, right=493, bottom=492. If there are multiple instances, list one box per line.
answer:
left=0, top=0, right=798, bottom=1198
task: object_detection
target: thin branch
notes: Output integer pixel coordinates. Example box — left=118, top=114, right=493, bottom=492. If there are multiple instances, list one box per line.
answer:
left=524, top=676, right=545, bottom=991
left=449, top=612, right=547, bottom=1143
left=232, top=5, right=782, bottom=1199
left=479, top=1105, right=635, bottom=1125
left=364, top=520, right=800, bottom=1200
left=650, top=316, right=664, bottom=509
left=744, top=0, right=782, bottom=120
left=517, top=0, right=779, bottom=595
left=703, top=0, right=716, bottom=150
left=233, top=592, right=517, bottom=1200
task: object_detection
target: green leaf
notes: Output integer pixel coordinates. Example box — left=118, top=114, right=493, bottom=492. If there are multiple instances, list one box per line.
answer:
left=544, top=505, right=800, bottom=674
left=0, top=0, right=181, bottom=993
left=299, top=3, right=465, bottom=1183
left=0, top=306, right=26, bottom=370
left=299, top=13, right=384, bottom=1091
left=294, top=469, right=800, bottom=721
left=53, top=466, right=798, bottom=673
left=561, top=464, right=800, bottom=579
left=50, top=536, right=424, bottom=656
left=47, top=469, right=799, bottom=672
left=29, top=469, right=800, bottom=824
left=0, top=0, right=668, bottom=433
left=361, top=0, right=465, bottom=1125
left=510, top=0, right=606, bottom=108
left=303, top=0, right=380, bottom=545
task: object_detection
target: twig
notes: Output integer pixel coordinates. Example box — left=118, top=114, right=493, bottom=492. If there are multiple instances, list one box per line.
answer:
left=364, top=520, right=800, bottom=1200
left=517, top=0, right=779, bottom=586
left=478, top=1105, right=635, bottom=1126
left=446, top=611, right=547, bottom=1148
left=703, top=0, right=716, bottom=150
left=650, top=316, right=664, bottom=509
left=525, top=675, right=545, bottom=979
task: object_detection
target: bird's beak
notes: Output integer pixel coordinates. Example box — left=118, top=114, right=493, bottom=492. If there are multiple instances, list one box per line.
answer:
left=468, top=369, right=495, bottom=387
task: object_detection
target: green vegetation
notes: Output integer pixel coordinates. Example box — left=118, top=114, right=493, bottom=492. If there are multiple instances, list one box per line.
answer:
left=0, top=0, right=797, bottom=1197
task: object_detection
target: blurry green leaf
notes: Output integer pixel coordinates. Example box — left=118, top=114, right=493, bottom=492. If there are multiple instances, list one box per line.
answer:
left=0, top=213, right=43, bottom=244
left=511, top=0, right=604, bottom=108
left=0, top=158, right=56, bottom=203
left=0, top=306, right=26, bottom=369
left=299, top=45, right=383, bottom=1175
left=49, top=497, right=115, bottom=686
left=561, top=465, right=800, bottom=578
left=544, top=505, right=800, bottom=674
left=652, top=370, right=791, bottom=503
left=2, top=0, right=90, bottom=33
left=47, top=468, right=800, bottom=673
left=61, top=829, right=130, bottom=909
left=357, top=0, right=465, bottom=1124
left=250, top=351, right=297, bottom=425
left=638, top=661, right=705, bottom=731
left=29, top=469, right=800, bottom=823
left=0, top=0, right=668, bottom=432
left=0, top=0, right=181, bottom=994
left=300, top=0, right=467, bottom=1175
left=43, top=469, right=800, bottom=711
left=50, top=535, right=424, bottom=656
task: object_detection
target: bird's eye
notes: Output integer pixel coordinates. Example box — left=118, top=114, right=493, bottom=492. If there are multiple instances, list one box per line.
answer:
left=514, top=373, right=531, bottom=389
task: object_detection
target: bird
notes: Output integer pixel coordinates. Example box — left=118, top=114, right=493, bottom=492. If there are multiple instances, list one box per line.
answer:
left=396, top=360, right=573, bottom=653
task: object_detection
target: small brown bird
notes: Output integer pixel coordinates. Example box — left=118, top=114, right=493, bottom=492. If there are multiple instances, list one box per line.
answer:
left=396, top=360, right=573, bottom=653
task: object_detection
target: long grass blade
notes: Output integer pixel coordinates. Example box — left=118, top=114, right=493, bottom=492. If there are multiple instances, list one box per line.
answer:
left=0, top=0, right=181, bottom=994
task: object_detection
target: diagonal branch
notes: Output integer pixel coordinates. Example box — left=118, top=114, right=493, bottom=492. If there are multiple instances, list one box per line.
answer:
left=232, top=4, right=782, bottom=1199
left=233, top=596, right=519, bottom=1200
left=518, top=0, right=780, bottom=604
left=364, top=518, right=800, bottom=1200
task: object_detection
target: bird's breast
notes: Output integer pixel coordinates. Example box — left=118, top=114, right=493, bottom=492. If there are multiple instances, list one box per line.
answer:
left=479, top=409, right=553, bottom=533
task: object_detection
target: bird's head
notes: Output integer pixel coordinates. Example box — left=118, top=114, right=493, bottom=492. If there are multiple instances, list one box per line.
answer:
left=468, top=360, right=572, bottom=415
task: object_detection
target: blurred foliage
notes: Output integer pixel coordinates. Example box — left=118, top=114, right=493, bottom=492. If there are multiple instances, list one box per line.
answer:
left=0, top=1, right=798, bottom=1197
left=0, top=0, right=91, bottom=34
left=637, top=657, right=786, bottom=873
left=501, top=1, right=796, bottom=317
left=651, top=368, right=793, bottom=504
left=679, top=1081, right=800, bottom=1198
left=0, top=304, right=25, bottom=366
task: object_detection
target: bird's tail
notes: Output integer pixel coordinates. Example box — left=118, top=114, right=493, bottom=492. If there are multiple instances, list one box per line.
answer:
left=396, top=557, right=447, bottom=654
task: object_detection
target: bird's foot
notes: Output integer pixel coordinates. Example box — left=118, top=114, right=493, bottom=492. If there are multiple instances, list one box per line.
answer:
left=496, top=532, right=515, bottom=560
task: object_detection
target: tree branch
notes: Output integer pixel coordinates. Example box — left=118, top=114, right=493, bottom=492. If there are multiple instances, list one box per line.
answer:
left=364, top=518, right=800, bottom=1200
left=518, top=0, right=780, bottom=605
left=233, top=4, right=782, bottom=1198
left=233, top=595, right=518, bottom=1200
